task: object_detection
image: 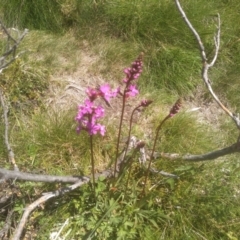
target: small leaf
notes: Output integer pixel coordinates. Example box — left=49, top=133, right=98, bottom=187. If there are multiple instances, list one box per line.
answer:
left=166, top=178, right=175, bottom=190
left=148, top=218, right=159, bottom=229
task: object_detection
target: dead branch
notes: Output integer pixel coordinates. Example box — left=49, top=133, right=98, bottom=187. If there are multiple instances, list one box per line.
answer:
left=0, top=20, right=17, bottom=44
left=137, top=143, right=179, bottom=178
left=0, top=137, right=178, bottom=184
left=160, top=142, right=240, bottom=161
left=0, top=168, right=89, bottom=183
left=0, top=20, right=28, bottom=171
left=0, top=89, right=19, bottom=171
left=0, top=138, right=145, bottom=183
left=174, top=0, right=240, bottom=130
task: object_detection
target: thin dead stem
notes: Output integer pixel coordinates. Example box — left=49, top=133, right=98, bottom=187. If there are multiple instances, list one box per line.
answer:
left=0, top=21, right=28, bottom=73
left=0, top=89, right=19, bottom=171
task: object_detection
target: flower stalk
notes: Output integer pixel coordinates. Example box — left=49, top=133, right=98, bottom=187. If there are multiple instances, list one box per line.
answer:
left=89, top=134, right=95, bottom=193
left=113, top=53, right=144, bottom=177
left=76, top=84, right=118, bottom=192
left=142, top=98, right=182, bottom=194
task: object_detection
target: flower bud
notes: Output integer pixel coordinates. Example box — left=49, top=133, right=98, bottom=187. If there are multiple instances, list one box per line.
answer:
left=169, top=98, right=182, bottom=117
left=140, top=99, right=153, bottom=107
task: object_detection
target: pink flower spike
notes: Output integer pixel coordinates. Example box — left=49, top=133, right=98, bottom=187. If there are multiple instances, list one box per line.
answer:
left=169, top=98, right=182, bottom=117
left=122, top=53, right=143, bottom=83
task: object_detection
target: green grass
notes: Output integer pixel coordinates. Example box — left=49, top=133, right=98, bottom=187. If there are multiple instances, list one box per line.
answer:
left=0, top=0, right=240, bottom=239
left=0, top=0, right=64, bottom=32
left=2, top=0, right=239, bottom=96
left=0, top=58, right=48, bottom=111
left=20, top=30, right=82, bottom=74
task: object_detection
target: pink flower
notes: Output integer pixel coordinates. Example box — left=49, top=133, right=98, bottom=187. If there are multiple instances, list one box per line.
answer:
left=76, top=83, right=120, bottom=136
left=112, top=86, right=121, bottom=97
left=86, top=83, right=119, bottom=105
left=98, top=84, right=115, bottom=104
left=93, top=123, right=106, bottom=136
left=75, top=100, right=106, bottom=136
left=87, top=121, right=106, bottom=136
left=126, top=85, right=139, bottom=98
left=86, top=87, right=99, bottom=102
left=94, top=105, right=105, bottom=119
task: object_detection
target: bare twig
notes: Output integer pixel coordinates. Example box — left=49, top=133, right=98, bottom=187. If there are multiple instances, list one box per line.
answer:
left=209, top=14, right=221, bottom=67
left=0, top=167, right=89, bottom=183
left=0, top=50, right=26, bottom=72
left=0, top=21, right=28, bottom=171
left=0, top=20, right=17, bottom=43
left=160, top=142, right=240, bottom=161
left=0, top=140, right=141, bottom=183
left=0, top=89, right=19, bottom=171
left=174, top=0, right=240, bottom=130
left=0, top=20, right=28, bottom=73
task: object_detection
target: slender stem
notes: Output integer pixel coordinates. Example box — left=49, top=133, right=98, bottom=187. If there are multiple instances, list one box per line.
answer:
left=125, top=163, right=133, bottom=190
left=124, top=106, right=139, bottom=188
left=142, top=115, right=170, bottom=194
left=123, top=106, right=139, bottom=160
left=114, top=89, right=127, bottom=177
left=90, top=134, right=95, bottom=194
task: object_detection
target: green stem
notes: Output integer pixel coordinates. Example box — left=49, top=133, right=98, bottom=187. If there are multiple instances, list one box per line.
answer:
left=90, top=134, right=95, bottom=194
left=124, top=106, right=139, bottom=188
left=142, top=115, right=170, bottom=194
left=114, top=89, right=127, bottom=177
left=125, top=162, right=133, bottom=190
left=123, top=106, right=139, bottom=160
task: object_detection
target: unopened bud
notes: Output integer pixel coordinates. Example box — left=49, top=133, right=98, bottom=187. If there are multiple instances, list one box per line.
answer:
left=169, top=98, right=182, bottom=117
left=140, top=99, right=153, bottom=107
